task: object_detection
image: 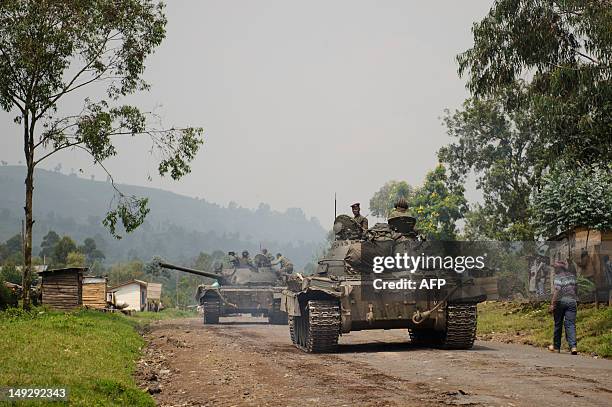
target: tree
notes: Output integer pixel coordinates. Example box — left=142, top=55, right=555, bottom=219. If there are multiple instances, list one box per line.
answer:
left=39, top=230, right=60, bottom=260
left=457, top=0, right=612, bottom=166
left=532, top=163, right=612, bottom=238
left=439, top=96, right=541, bottom=240
left=369, top=181, right=414, bottom=218
left=78, top=237, right=105, bottom=264
left=53, top=236, right=77, bottom=266
left=66, top=251, right=86, bottom=267
left=0, top=1, right=204, bottom=308
left=408, top=165, right=467, bottom=240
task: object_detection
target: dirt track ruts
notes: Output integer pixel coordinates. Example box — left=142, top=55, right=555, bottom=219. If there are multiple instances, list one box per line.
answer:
left=137, top=316, right=612, bottom=407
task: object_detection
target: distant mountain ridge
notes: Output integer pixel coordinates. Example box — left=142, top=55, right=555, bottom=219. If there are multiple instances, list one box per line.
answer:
left=0, top=166, right=326, bottom=267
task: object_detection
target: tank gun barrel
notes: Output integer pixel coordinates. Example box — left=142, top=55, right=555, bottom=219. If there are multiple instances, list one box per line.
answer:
left=158, top=262, right=223, bottom=280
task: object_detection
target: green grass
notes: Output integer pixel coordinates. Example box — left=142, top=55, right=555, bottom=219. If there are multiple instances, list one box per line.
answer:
left=478, top=301, right=612, bottom=358
left=128, top=308, right=197, bottom=327
left=0, top=307, right=195, bottom=406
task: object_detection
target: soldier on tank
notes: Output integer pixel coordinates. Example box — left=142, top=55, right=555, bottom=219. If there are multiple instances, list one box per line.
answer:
left=351, top=202, right=368, bottom=234
left=240, top=250, right=255, bottom=268
left=388, top=197, right=409, bottom=220
left=227, top=251, right=239, bottom=267
left=262, top=248, right=275, bottom=263
left=272, top=253, right=294, bottom=276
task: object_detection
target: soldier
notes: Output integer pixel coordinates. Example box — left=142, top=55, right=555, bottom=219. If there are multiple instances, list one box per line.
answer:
left=240, top=250, right=254, bottom=268
left=227, top=251, right=239, bottom=267
left=272, top=253, right=294, bottom=275
left=388, top=197, right=409, bottom=220
left=351, top=202, right=368, bottom=233
left=261, top=248, right=275, bottom=263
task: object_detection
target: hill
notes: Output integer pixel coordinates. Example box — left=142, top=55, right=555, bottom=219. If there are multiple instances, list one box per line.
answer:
left=0, top=166, right=326, bottom=268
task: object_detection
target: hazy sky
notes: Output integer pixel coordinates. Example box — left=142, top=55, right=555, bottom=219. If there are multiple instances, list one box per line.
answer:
left=1, top=1, right=492, bottom=227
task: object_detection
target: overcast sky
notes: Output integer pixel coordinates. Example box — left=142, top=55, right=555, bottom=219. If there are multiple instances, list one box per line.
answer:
left=1, top=1, right=492, bottom=227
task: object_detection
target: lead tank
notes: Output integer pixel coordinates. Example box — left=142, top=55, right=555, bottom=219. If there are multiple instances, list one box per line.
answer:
left=159, top=256, right=288, bottom=325
left=280, top=215, right=491, bottom=352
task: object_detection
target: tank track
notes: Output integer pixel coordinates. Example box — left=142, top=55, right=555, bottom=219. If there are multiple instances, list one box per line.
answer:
left=202, top=297, right=220, bottom=324
left=441, top=303, right=477, bottom=349
left=291, top=300, right=341, bottom=353
left=268, top=299, right=288, bottom=325
left=409, top=303, right=477, bottom=349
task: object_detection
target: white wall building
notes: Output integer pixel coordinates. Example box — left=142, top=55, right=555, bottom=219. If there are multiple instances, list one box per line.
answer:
left=108, top=280, right=148, bottom=311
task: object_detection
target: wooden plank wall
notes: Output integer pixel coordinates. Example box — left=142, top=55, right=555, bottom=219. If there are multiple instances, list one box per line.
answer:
left=42, top=272, right=82, bottom=311
left=82, top=283, right=107, bottom=309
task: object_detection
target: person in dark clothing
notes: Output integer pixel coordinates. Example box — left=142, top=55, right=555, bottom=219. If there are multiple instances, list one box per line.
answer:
left=548, top=260, right=578, bottom=355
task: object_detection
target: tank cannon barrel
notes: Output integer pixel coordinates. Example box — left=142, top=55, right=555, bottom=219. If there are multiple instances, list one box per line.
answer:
left=158, top=262, right=223, bottom=281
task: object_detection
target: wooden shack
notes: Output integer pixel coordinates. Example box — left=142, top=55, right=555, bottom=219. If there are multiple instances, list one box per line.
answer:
left=146, top=282, right=162, bottom=311
left=82, top=276, right=107, bottom=310
left=38, top=267, right=87, bottom=311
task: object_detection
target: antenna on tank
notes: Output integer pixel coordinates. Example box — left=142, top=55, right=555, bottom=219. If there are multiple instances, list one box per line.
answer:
left=334, top=193, right=337, bottom=219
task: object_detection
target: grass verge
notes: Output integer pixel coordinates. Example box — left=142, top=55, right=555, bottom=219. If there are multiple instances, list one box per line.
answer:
left=0, top=307, right=195, bottom=406
left=477, top=301, right=612, bottom=358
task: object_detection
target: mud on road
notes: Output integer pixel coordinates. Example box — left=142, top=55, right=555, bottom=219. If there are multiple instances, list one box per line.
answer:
left=137, top=316, right=612, bottom=407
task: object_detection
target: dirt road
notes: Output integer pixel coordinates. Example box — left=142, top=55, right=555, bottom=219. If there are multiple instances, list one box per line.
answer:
left=137, top=316, right=612, bottom=407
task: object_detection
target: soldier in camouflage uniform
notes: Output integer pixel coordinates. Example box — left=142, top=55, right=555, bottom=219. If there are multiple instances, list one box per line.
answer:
left=272, top=253, right=294, bottom=276
left=227, top=251, right=239, bottom=267
left=388, top=197, right=409, bottom=220
left=261, top=248, right=275, bottom=263
left=240, top=250, right=255, bottom=268
left=351, top=203, right=368, bottom=234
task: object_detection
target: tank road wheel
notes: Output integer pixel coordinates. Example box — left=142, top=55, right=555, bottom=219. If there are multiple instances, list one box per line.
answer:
left=292, top=300, right=340, bottom=353
left=202, top=296, right=220, bottom=324
left=268, top=299, right=289, bottom=325
left=440, top=304, right=477, bottom=349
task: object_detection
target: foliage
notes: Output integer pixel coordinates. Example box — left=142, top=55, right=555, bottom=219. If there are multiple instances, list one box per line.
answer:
left=0, top=233, right=22, bottom=263
left=369, top=181, right=414, bottom=218
left=39, top=230, right=60, bottom=260
left=443, top=0, right=612, bottom=241
left=532, top=163, right=612, bottom=237
left=0, top=308, right=155, bottom=405
left=439, top=95, right=541, bottom=240
left=369, top=166, right=466, bottom=239
left=79, top=237, right=105, bottom=264
left=53, top=236, right=77, bottom=266
left=0, top=262, right=21, bottom=285
left=457, top=0, right=612, bottom=166
left=408, top=165, right=467, bottom=240
left=66, top=251, right=86, bottom=267
left=106, top=261, right=145, bottom=287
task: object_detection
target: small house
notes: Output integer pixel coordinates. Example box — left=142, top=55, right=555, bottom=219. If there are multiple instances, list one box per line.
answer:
left=82, top=276, right=107, bottom=310
left=38, top=267, right=87, bottom=311
left=108, top=280, right=148, bottom=311
left=146, top=282, right=162, bottom=311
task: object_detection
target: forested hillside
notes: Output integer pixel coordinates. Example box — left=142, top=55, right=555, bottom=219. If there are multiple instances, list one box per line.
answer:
left=0, top=166, right=325, bottom=268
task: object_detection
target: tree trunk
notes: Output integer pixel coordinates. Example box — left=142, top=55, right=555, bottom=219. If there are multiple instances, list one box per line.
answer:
left=22, top=115, right=34, bottom=310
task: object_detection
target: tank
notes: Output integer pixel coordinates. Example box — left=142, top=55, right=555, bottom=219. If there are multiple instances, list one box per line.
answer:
left=280, top=215, right=491, bottom=353
left=158, top=260, right=289, bottom=325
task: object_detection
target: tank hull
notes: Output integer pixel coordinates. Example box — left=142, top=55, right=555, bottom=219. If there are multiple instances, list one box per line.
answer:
left=198, top=285, right=288, bottom=325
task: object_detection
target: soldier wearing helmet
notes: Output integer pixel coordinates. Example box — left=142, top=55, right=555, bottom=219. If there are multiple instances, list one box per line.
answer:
left=388, top=197, right=409, bottom=220
left=240, top=250, right=254, bottom=268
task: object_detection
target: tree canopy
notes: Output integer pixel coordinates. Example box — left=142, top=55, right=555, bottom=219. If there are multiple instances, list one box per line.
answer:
left=0, top=0, right=203, bottom=307
left=440, top=0, right=612, bottom=240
